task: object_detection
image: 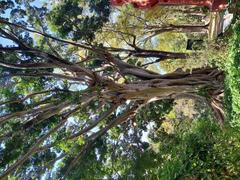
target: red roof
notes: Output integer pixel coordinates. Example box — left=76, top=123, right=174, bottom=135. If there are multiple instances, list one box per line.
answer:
left=111, top=0, right=158, bottom=8
left=110, top=0, right=228, bottom=11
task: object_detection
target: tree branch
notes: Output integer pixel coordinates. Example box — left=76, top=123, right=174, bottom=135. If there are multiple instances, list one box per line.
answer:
left=0, top=19, right=92, bottom=50
left=0, top=117, right=68, bottom=178
left=0, top=60, right=56, bottom=70
left=69, top=103, right=119, bottom=140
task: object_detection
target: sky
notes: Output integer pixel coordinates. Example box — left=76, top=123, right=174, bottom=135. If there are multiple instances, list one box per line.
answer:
left=0, top=0, right=47, bottom=46
left=1, top=0, right=156, bottom=146
left=0, top=1, right=159, bottom=178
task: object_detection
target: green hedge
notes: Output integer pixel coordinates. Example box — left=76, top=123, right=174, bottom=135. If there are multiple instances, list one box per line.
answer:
left=224, top=20, right=240, bottom=127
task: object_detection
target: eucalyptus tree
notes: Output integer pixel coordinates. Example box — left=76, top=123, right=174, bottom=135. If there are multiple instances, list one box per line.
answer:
left=0, top=0, right=225, bottom=179
left=97, top=5, right=209, bottom=48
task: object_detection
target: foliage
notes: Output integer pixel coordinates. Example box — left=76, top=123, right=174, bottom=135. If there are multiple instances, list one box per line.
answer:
left=48, top=0, right=110, bottom=41
left=0, top=0, right=235, bottom=179
left=159, top=119, right=240, bottom=179
left=120, top=119, right=240, bottom=179
left=224, top=20, right=240, bottom=127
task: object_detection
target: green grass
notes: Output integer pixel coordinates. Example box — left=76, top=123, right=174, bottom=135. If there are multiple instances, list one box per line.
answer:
left=224, top=20, right=240, bottom=127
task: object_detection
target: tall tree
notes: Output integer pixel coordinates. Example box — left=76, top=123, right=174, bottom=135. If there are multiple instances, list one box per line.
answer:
left=0, top=0, right=225, bottom=179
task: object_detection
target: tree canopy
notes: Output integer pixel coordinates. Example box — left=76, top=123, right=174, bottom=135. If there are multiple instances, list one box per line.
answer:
left=0, top=0, right=239, bottom=179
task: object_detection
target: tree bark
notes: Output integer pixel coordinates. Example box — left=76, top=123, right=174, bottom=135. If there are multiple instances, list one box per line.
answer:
left=146, top=24, right=209, bottom=35
left=107, top=46, right=188, bottom=59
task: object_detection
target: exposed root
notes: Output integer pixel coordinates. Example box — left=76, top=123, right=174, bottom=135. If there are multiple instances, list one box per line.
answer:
left=209, top=91, right=225, bottom=127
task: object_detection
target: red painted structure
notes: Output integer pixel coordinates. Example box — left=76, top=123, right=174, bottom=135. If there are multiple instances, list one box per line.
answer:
left=111, top=0, right=228, bottom=11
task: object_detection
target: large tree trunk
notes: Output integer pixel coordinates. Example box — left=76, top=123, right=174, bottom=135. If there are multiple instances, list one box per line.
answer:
left=101, top=66, right=224, bottom=124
